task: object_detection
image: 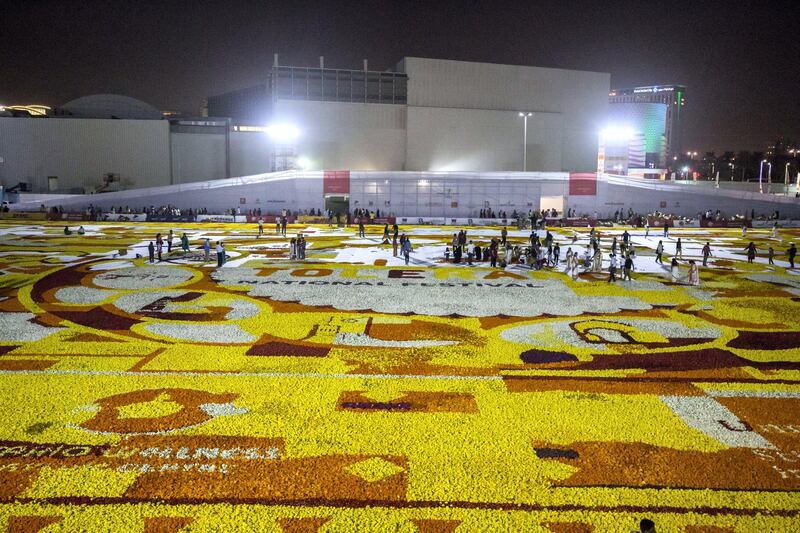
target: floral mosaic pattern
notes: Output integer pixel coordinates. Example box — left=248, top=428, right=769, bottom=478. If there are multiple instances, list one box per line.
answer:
left=0, top=220, right=799, bottom=530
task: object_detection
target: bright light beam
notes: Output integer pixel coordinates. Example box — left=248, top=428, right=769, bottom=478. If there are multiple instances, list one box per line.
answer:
left=600, top=126, right=635, bottom=143
left=265, top=123, right=300, bottom=143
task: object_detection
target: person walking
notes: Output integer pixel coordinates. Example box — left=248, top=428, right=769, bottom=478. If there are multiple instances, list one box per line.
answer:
left=675, top=237, right=683, bottom=259
left=687, top=260, right=700, bottom=286
left=281, top=216, right=288, bottom=236
left=148, top=241, right=155, bottom=263
left=167, top=230, right=174, bottom=253
left=181, top=233, right=189, bottom=253
left=656, top=240, right=664, bottom=264
left=607, top=254, right=618, bottom=283
left=670, top=257, right=681, bottom=283
left=592, top=248, right=602, bottom=272
left=501, top=226, right=508, bottom=245
left=401, top=236, right=413, bottom=265
left=156, top=237, right=163, bottom=262
left=645, top=220, right=650, bottom=237
left=392, top=233, right=398, bottom=257
left=623, top=254, right=634, bottom=281
left=553, top=243, right=560, bottom=265
left=702, top=242, right=712, bottom=267
left=358, top=218, right=366, bottom=238
left=788, top=243, right=797, bottom=269
left=745, top=241, right=757, bottom=263
left=663, top=222, right=669, bottom=238
left=203, top=238, right=211, bottom=262
left=216, top=241, right=225, bottom=267
left=258, top=219, right=264, bottom=238
left=768, top=246, right=775, bottom=265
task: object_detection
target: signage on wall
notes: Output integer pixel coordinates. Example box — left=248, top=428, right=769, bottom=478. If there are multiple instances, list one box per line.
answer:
left=239, top=197, right=246, bottom=204
left=323, top=170, right=350, bottom=195
left=569, top=172, right=597, bottom=196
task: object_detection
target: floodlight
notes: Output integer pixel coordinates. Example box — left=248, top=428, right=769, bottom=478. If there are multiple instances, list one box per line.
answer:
left=600, top=126, right=635, bottom=142
left=265, top=123, right=300, bottom=143
left=296, top=156, right=312, bottom=170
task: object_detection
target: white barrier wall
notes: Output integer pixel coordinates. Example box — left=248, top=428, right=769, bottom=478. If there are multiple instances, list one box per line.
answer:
left=13, top=171, right=800, bottom=220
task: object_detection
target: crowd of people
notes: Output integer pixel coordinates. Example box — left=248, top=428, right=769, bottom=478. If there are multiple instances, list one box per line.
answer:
left=56, top=207, right=800, bottom=282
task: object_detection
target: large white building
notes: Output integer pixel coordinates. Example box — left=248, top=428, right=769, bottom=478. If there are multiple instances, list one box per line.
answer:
left=0, top=57, right=610, bottom=194
left=221, top=57, right=610, bottom=174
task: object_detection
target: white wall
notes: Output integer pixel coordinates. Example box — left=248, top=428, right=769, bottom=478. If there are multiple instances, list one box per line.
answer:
left=230, top=132, right=272, bottom=177
left=400, top=57, right=609, bottom=172
left=170, top=133, right=227, bottom=184
left=272, top=100, right=406, bottom=170
left=405, top=107, right=562, bottom=171
left=16, top=171, right=800, bottom=220
left=0, top=117, right=170, bottom=192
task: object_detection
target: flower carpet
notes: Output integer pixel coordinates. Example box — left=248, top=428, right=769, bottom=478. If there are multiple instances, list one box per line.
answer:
left=0, top=220, right=799, bottom=531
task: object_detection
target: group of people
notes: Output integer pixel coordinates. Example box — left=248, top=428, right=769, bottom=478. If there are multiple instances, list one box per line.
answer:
left=146, top=231, right=228, bottom=267
left=289, top=235, right=307, bottom=260
left=58, top=206, right=800, bottom=283
left=63, top=225, right=86, bottom=235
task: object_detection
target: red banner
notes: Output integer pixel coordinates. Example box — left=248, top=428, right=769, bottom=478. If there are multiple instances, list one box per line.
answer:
left=569, top=172, right=597, bottom=196
left=700, top=219, right=752, bottom=228
left=323, top=170, right=350, bottom=195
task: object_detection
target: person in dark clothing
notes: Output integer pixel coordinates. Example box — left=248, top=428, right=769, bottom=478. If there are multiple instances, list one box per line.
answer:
left=745, top=242, right=757, bottom=263
left=148, top=241, right=155, bottom=263
left=788, top=243, right=797, bottom=269
left=702, top=242, right=712, bottom=267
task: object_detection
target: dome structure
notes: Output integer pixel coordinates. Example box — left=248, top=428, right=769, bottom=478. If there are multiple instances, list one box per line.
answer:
left=60, top=94, right=162, bottom=120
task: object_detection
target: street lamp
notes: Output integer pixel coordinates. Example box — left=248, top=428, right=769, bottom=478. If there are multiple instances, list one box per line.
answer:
left=767, top=161, right=772, bottom=193
left=759, top=159, right=766, bottom=193
left=518, top=112, right=533, bottom=171
left=786, top=162, right=791, bottom=194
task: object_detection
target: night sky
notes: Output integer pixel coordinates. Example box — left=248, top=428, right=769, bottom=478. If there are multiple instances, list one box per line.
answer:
left=2, top=0, right=798, bottom=153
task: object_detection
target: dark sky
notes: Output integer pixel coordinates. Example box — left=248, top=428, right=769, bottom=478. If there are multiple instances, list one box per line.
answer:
left=2, top=0, right=798, bottom=153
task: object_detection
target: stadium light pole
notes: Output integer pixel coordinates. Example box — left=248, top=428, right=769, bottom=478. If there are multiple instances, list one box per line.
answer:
left=785, top=162, right=791, bottom=194
left=759, top=160, right=765, bottom=193
left=518, top=112, right=532, bottom=171
left=266, top=123, right=301, bottom=172
left=767, top=161, right=772, bottom=194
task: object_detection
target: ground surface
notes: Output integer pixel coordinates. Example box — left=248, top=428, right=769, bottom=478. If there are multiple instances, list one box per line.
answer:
left=0, top=221, right=799, bottom=531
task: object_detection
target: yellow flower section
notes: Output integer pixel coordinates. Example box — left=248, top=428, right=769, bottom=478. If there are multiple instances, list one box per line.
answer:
left=0, top=220, right=798, bottom=529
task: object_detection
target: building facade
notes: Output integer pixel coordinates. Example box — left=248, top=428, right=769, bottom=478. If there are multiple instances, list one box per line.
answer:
left=1, top=58, right=610, bottom=193
left=210, top=57, right=610, bottom=174
left=608, top=85, right=685, bottom=166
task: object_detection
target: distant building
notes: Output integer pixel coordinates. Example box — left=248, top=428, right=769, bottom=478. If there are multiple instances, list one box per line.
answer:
left=1, top=58, right=612, bottom=193
left=608, top=85, right=685, bottom=166
left=208, top=56, right=610, bottom=174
